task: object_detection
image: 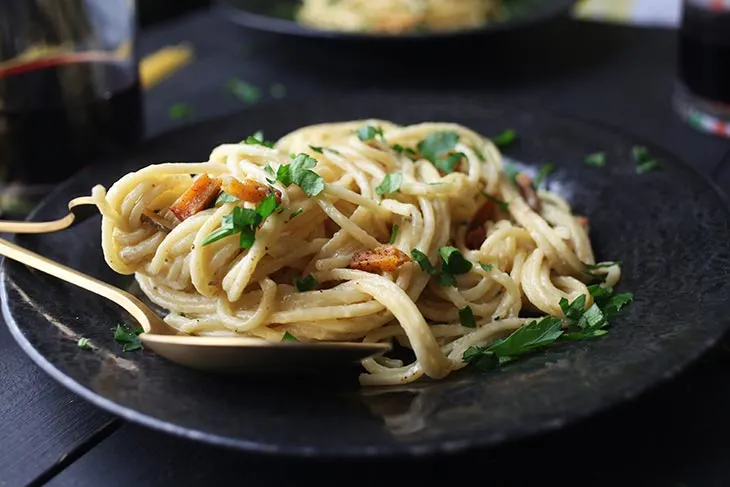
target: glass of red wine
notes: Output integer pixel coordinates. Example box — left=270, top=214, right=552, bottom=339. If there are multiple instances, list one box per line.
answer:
left=674, top=0, right=730, bottom=139
left=0, top=0, right=144, bottom=218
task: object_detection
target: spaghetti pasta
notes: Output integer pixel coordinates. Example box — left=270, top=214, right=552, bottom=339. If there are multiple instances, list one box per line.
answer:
left=91, top=120, right=622, bottom=386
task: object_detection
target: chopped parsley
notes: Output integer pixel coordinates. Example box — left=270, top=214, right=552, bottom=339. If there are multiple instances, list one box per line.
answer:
left=479, top=263, right=493, bottom=272
left=309, top=146, right=323, bottom=153
left=227, top=78, right=261, bottom=104
left=77, top=337, right=90, bottom=350
left=392, top=144, right=418, bottom=160
left=482, top=192, right=509, bottom=213
left=584, top=152, right=606, bottom=167
left=389, top=224, right=399, bottom=244
left=215, top=191, right=239, bottom=205
left=463, top=287, right=634, bottom=370
left=169, top=103, right=192, bottom=120
left=459, top=306, right=477, bottom=328
left=375, top=173, right=403, bottom=196
left=357, top=125, right=384, bottom=142
left=492, top=129, right=517, bottom=148
left=288, top=208, right=303, bottom=221
left=417, top=131, right=464, bottom=174
left=503, top=160, right=520, bottom=185
left=282, top=331, right=299, bottom=342
left=243, top=130, right=274, bottom=148
left=439, top=246, right=473, bottom=275
left=113, top=324, right=143, bottom=352
left=202, top=193, right=279, bottom=248
left=533, top=163, right=555, bottom=189
left=632, top=145, right=661, bottom=174
left=472, top=146, right=486, bottom=162
left=411, top=246, right=473, bottom=287
left=293, top=274, right=317, bottom=292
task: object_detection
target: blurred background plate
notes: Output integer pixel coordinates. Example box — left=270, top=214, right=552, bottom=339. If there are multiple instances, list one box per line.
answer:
left=216, top=0, right=579, bottom=41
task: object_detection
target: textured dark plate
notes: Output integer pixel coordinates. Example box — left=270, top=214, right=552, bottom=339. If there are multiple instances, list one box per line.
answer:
left=217, top=0, right=577, bottom=41
left=4, top=95, right=730, bottom=457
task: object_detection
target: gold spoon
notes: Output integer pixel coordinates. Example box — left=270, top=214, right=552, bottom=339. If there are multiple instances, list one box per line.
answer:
left=0, top=196, right=97, bottom=233
left=0, top=237, right=390, bottom=374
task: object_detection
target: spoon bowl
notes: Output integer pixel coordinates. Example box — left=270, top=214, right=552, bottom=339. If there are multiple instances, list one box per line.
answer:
left=0, top=237, right=390, bottom=374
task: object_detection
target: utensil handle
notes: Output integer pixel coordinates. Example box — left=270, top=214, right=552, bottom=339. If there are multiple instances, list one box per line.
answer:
left=0, top=237, right=156, bottom=333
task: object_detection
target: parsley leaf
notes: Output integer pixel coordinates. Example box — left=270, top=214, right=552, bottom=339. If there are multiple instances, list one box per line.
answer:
left=472, top=146, right=486, bottom=162
left=492, top=129, right=517, bottom=148
left=375, top=173, right=403, bottom=195
left=418, top=131, right=463, bottom=174
left=288, top=208, right=303, bottom=221
left=411, top=249, right=436, bottom=275
left=389, top=224, right=399, bottom=244
left=584, top=152, right=606, bottom=167
left=463, top=316, right=564, bottom=370
left=282, top=331, right=299, bottom=342
left=503, top=160, right=520, bottom=185
left=243, top=130, right=274, bottom=148
left=256, top=193, right=278, bottom=220
left=169, top=103, right=192, bottom=120
left=459, top=306, right=477, bottom=328
left=392, top=144, right=418, bottom=160
left=632, top=145, right=660, bottom=174
left=113, top=324, right=143, bottom=352
left=77, top=337, right=90, bottom=350
left=202, top=195, right=277, bottom=248
left=216, top=191, right=239, bottom=205
left=482, top=192, right=509, bottom=213
left=276, top=164, right=292, bottom=186
left=435, top=272, right=456, bottom=287
left=289, top=154, right=325, bottom=196
left=559, top=294, right=586, bottom=326
left=533, top=164, right=555, bottom=189
left=309, top=145, right=324, bottom=154
left=439, top=246, right=473, bottom=275
left=293, top=274, right=317, bottom=292
left=357, top=125, right=384, bottom=142
left=227, top=78, right=261, bottom=104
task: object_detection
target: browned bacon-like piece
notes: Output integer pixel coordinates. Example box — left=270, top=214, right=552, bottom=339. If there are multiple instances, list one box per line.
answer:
left=465, top=225, right=486, bottom=250
left=515, top=173, right=541, bottom=213
left=221, top=176, right=282, bottom=205
left=349, top=245, right=411, bottom=273
left=169, top=174, right=221, bottom=221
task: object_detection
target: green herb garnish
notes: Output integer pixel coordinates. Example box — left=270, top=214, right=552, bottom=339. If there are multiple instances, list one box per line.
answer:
left=227, top=78, right=261, bottom=104
left=216, top=191, right=239, bottom=205
left=375, top=173, right=403, bottom=196
left=439, top=246, right=473, bottom=275
left=243, top=130, right=274, bottom=148
left=584, top=152, right=606, bottom=167
left=77, top=337, right=90, bottom=350
left=289, top=154, right=325, bottom=196
left=492, top=129, right=517, bottom=148
left=417, top=131, right=464, bottom=174
left=459, top=306, right=477, bottom=328
left=113, top=324, right=143, bottom=352
left=288, top=208, right=303, bottom=221
left=309, top=145, right=324, bottom=154
left=282, top=331, right=299, bottom=342
left=389, top=224, right=399, bottom=244
left=632, top=145, right=660, bottom=174
left=202, top=193, right=279, bottom=248
left=479, top=263, right=493, bottom=272
left=533, top=163, right=555, bottom=189
left=411, top=249, right=436, bottom=275
left=357, top=125, right=384, bottom=142
left=392, top=144, right=418, bottom=160
left=169, top=103, right=192, bottom=120
left=482, top=192, right=509, bottom=213
left=463, top=286, right=634, bottom=370
left=293, top=274, right=318, bottom=292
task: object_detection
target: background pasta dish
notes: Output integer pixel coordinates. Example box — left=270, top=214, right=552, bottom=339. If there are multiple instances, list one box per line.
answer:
left=91, top=120, right=631, bottom=386
left=296, top=0, right=502, bottom=34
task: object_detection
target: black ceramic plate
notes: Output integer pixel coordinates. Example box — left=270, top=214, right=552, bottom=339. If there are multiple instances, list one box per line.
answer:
left=217, top=0, right=577, bottom=41
left=4, top=95, right=730, bottom=457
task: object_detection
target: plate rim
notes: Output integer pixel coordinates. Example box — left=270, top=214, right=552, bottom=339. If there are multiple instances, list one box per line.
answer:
left=3, top=97, right=730, bottom=457
left=216, top=0, right=578, bottom=41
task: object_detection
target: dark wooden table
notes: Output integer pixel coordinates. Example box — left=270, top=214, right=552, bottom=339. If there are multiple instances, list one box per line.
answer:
left=2, top=7, right=730, bottom=487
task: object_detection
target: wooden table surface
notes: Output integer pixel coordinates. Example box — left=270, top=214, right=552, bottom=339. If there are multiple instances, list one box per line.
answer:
left=2, top=7, right=730, bottom=487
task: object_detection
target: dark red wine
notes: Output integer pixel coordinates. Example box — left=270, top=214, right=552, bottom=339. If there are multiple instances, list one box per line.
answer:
left=678, top=5, right=730, bottom=104
left=0, top=59, right=143, bottom=216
